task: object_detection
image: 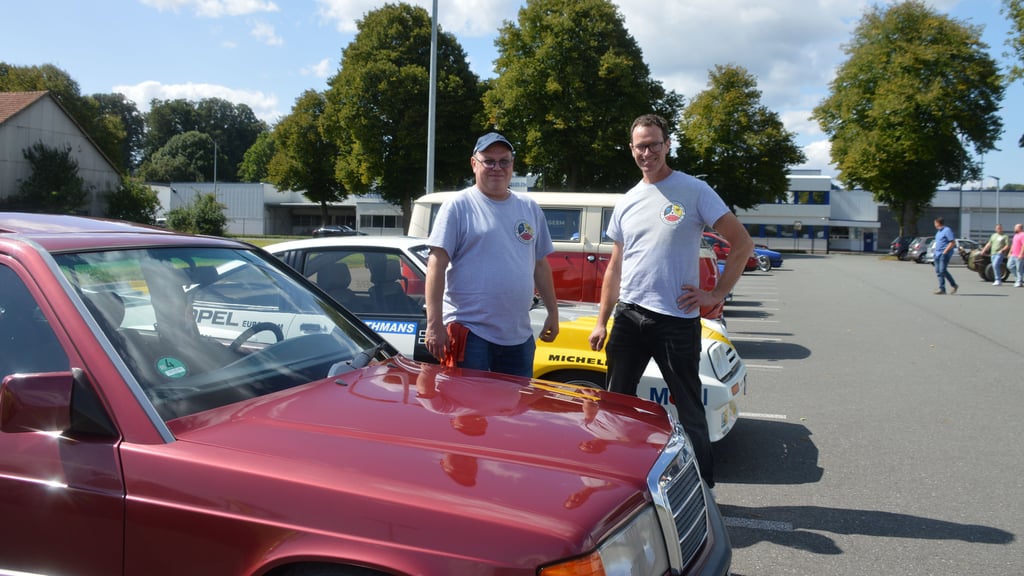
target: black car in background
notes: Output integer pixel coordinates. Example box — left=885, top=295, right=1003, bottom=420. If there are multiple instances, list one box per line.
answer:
left=889, top=235, right=914, bottom=260
left=312, top=224, right=366, bottom=237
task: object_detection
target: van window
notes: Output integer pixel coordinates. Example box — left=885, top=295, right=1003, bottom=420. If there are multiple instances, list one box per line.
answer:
left=541, top=208, right=582, bottom=242
left=601, top=208, right=615, bottom=243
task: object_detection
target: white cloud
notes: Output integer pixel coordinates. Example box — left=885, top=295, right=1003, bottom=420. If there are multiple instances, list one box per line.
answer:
left=315, top=0, right=519, bottom=36
left=251, top=20, right=284, bottom=45
left=140, top=0, right=280, bottom=18
left=113, top=80, right=283, bottom=124
left=301, top=59, right=333, bottom=79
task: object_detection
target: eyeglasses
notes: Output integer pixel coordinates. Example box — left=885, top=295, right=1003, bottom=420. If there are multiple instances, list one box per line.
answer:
left=630, top=141, right=666, bottom=154
left=474, top=157, right=514, bottom=170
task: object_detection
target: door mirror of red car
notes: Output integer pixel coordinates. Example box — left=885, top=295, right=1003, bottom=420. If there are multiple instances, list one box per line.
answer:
left=0, top=371, right=73, bottom=434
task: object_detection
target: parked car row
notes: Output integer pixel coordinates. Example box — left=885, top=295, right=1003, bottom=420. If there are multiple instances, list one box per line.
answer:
left=0, top=213, right=732, bottom=575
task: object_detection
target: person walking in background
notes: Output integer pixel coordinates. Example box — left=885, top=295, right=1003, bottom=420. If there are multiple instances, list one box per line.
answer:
left=1008, top=223, right=1024, bottom=288
left=587, top=114, right=753, bottom=491
left=932, top=216, right=959, bottom=295
left=980, top=224, right=1010, bottom=286
left=424, top=132, right=559, bottom=377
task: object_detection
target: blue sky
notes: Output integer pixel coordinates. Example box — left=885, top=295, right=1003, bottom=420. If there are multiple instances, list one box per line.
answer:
left=4, top=0, right=1022, bottom=188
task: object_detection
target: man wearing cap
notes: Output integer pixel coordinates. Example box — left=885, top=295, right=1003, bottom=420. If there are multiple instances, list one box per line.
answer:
left=424, top=132, right=559, bottom=377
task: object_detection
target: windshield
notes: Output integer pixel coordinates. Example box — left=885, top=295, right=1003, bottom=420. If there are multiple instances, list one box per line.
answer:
left=56, top=247, right=384, bottom=421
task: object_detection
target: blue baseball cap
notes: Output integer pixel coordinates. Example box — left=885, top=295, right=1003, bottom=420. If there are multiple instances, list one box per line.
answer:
left=473, top=132, right=514, bottom=154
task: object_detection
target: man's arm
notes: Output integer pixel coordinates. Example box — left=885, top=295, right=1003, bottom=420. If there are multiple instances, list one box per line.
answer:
left=425, top=247, right=451, bottom=360
left=677, top=212, right=752, bottom=314
left=588, top=242, right=623, bottom=351
left=533, top=257, right=559, bottom=342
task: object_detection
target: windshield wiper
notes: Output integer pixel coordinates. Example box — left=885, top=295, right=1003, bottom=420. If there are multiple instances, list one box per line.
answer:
left=349, top=340, right=389, bottom=369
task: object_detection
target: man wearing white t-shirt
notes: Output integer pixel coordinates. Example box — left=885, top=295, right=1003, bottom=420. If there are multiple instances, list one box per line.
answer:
left=588, top=114, right=752, bottom=489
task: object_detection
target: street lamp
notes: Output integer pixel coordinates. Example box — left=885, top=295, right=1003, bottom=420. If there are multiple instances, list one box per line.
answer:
left=989, top=175, right=1000, bottom=225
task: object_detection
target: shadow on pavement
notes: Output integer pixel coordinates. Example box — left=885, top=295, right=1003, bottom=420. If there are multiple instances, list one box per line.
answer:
left=715, top=417, right=822, bottom=486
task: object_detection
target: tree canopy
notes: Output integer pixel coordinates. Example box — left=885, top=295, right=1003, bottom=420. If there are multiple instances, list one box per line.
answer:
left=267, top=90, right=344, bottom=224
left=678, top=64, right=805, bottom=211
left=137, top=131, right=215, bottom=183
left=2, top=142, right=90, bottom=214
left=484, top=0, right=681, bottom=191
left=812, top=0, right=1004, bottom=233
left=323, top=2, right=482, bottom=224
left=142, top=97, right=268, bottom=182
left=1003, top=0, right=1024, bottom=146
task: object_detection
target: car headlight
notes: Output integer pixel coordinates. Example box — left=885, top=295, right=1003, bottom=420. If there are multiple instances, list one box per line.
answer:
left=539, top=506, right=669, bottom=576
left=707, top=341, right=732, bottom=380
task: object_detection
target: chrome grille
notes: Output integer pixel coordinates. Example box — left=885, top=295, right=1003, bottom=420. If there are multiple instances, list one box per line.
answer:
left=648, top=427, right=709, bottom=571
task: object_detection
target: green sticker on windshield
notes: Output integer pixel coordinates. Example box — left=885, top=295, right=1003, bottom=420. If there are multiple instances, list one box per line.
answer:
left=156, top=357, right=188, bottom=379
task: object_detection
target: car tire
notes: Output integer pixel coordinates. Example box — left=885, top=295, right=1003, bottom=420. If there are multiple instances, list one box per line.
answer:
left=983, top=263, right=1010, bottom=282
left=756, top=254, right=772, bottom=272
left=542, top=369, right=605, bottom=389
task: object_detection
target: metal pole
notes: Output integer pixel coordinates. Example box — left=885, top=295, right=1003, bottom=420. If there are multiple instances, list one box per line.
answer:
left=989, top=175, right=1000, bottom=225
left=425, top=0, right=438, bottom=196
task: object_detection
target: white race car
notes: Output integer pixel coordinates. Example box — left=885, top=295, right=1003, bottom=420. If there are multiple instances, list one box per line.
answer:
left=263, top=236, right=747, bottom=441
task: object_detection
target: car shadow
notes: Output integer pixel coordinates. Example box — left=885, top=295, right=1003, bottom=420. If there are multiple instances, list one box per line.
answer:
left=731, top=338, right=811, bottom=361
left=719, top=503, right=1015, bottom=554
left=714, top=417, right=822, bottom=486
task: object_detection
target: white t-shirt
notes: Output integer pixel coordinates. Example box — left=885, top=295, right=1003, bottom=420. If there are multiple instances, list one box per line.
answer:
left=607, top=171, right=730, bottom=318
left=428, top=187, right=554, bottom=345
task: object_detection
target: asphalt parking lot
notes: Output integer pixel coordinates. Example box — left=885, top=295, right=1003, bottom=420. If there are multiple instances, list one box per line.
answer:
left=713, top=253, right=1023, bottom=576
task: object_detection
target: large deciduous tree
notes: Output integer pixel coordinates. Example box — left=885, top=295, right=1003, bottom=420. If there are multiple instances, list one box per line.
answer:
left=143, top=98, right=268, bottom=182
left=812, top=1, right=1004, bottom=234
left=323, top=3, right=481, bottom=225
left=678, top=64, right=805, bottom=210
left=1004, top=0, right=1024, bottom=146
left=483, top=0, right=681, bottom=191
left=267, top=90, right=344, bottom=225
left=137, top=131, right=214, bottom=183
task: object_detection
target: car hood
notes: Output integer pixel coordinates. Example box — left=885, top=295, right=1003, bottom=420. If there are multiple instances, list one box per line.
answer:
left=159, top=356, right=671, bottom=563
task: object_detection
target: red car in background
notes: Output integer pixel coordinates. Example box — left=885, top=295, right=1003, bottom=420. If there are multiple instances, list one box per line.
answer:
left=703, top=231, right=759, bottom=272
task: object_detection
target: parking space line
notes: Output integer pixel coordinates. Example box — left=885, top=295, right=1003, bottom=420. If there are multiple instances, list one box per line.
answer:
left=728, top=336, right=782, bottom=342
left=740, top=412, right=788, bottom=420
left=744, top=364, right=783, bottom=370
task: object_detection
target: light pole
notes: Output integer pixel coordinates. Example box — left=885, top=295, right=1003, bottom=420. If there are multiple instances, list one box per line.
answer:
left=989, top=175, right=1000, bottom=225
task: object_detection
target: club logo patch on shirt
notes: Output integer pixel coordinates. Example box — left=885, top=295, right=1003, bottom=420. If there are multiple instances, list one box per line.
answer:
left=660, top=202, right=685, bottom=226
left=515, top=220, right=535, bottom=244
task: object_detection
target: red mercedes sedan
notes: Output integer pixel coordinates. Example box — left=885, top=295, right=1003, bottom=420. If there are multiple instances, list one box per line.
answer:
left=0, top=213, right=730, bottom=576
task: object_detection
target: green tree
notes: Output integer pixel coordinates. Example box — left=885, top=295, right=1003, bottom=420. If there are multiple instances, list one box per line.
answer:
left=2, top=142, right=90, bottom=214
left=143, top=98, right=267, bottom=182
left=812, top=1, right=1004, bottom=234
left=1003, top=0, right=1024, bottom=146
left=166, top=193, right=227, bottom=236
left=0, top=63, right=128, bottom=171
left=138, top=131, right=215, bottom=183
left=267, top=90, right=344, bottom=225
left=483, top=0, right=681, bottom=191
left=238, top=131, right=276, bottom=182
left=677, top=64, right=806, bottom=210
left=92, top=93, right=145, bottom=172
left=323, top=2, right=482, bottom=225
left=104, top=177, right=161, bottom=224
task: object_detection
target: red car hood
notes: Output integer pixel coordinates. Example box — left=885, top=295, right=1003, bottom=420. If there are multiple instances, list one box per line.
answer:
left=147, top=357, right=672, bottom=566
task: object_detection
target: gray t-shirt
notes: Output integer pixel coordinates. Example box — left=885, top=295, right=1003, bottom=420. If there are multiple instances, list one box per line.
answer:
left=608, top=171, right=730, bottom=318
left=428, top=187, right=554, bottom=345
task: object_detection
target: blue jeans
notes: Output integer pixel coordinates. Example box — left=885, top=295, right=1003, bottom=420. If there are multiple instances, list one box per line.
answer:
left=934, top=251, right=957, bottom=292
left=459, top=331, right=536, bottom=378
left=992, top=253, right=1006, bottom=281
left=1009, top=256, right=1024, bottom=285
left=605, top=303, right=713, bottom=487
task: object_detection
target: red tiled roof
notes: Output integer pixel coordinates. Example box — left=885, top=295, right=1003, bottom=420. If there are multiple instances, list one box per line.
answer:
left=0, top=91, right=48, bottom=124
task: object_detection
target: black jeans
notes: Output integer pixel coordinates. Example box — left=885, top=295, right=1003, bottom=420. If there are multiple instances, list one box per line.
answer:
left=606, top=302, right=714, bottom=487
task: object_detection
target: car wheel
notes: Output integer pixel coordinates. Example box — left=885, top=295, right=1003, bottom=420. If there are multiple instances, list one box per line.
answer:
left=542, top=369, right=605, bottom=389
left=984, top=263, right=1011, bottom=282
left=756, top=254, right=772, bottom=272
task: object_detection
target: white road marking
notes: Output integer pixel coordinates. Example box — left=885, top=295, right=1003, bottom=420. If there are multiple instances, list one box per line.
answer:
left=740, top=412, right=788, bottom=420
left=744, top=364, right=784, bottom=370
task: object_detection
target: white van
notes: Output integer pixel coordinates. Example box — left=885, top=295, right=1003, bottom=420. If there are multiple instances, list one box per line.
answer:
left=409, top=191, right=723, bottom=318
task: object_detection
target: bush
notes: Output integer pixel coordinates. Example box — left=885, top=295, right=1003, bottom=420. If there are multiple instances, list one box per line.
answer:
left=166, top=193, right=227, bottom=236
left=104, top=177, right=161, bottom=224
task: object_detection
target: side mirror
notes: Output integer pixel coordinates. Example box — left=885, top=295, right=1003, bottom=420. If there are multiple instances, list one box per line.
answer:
left=0, top=371, right=73, bottom=433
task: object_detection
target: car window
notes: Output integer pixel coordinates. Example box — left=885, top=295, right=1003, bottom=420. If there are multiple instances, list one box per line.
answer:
left=0, top=266, right=69, bottom=379
left=57, top=247, right=377, bottom=421
left=601, top=208, right=615, bottom=243
left=300, top=249, right=425, bottom=316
